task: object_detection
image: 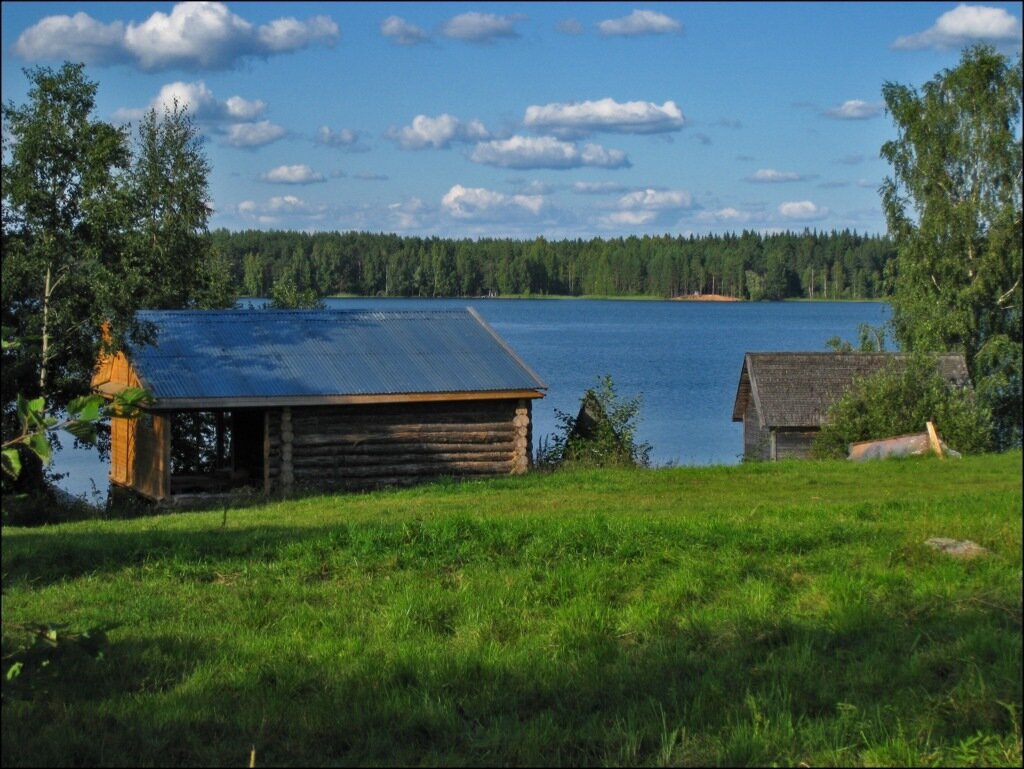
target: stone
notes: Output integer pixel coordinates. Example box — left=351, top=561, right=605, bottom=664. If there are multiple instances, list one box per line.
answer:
left=925, top=538, right=989, bottom=558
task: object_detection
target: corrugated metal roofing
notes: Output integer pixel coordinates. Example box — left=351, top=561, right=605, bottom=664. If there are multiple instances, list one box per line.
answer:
left=732, top=352, right=969, bottom=427
left=129, top=309, right=546, bottom=404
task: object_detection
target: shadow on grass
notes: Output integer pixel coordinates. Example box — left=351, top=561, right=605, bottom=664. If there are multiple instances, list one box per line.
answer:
left=3, top=588, right=1020, bottom=766
left=0, top=510, right=893, bottom=590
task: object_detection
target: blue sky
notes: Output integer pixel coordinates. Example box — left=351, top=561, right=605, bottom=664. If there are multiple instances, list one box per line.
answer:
left=2, top=2, right=1021, bottom=239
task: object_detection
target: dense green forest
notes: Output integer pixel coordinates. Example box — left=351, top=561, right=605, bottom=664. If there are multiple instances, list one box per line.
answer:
left=210, top=228, right=896, bottom=300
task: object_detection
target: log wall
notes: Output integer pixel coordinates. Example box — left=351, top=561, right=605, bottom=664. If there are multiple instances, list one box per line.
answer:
left=265, top=399, right=532, bottom=493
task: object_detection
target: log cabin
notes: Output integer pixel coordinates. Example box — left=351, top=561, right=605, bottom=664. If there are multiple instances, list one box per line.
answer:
left=91, top=308, right=547, bottom=502
left=731, top=352, right=969, bottom=461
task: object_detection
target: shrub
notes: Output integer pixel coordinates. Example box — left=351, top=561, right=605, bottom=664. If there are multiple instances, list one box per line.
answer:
left=538, top=375, right=651, bottom=469
left=812, top=354, right=994, bottom=458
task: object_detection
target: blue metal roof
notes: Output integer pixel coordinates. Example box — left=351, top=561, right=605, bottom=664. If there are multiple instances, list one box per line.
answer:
left=129, top=309, right=546, bottom=404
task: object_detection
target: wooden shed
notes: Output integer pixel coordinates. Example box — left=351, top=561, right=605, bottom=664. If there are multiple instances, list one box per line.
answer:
left=731, top=352, right=969, bottom=461
left=91, top=308, right=546, bottom=502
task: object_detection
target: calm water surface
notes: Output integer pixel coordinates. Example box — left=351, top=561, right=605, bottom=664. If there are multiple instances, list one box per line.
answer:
left=54, top=298, right=889, bottom=500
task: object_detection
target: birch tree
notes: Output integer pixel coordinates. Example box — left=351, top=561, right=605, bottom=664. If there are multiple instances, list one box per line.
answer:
left=2, top=63, right=132, bottom=417
left=881, top=45, right=1023, bottom=448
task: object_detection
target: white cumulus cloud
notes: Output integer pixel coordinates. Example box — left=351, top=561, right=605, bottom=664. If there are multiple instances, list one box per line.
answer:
left=440, top=12, right=523, bottom=42
left=524, top=98, right=685, bottom=136
left=597, top=9, right=682, bottom=37
left=260, top=165, right=325, bottom=184
left=113, top=80, right=266, bottom=124
left=257, top=15, right=338, bottom=52
left=748, top=169, right=804, bottom=183
left=601, top=211, right=657, bottom=226
left=11, top=12, right=129, bottom=65
left=388, top=114, right=490, bottom=149
left=387, top=197, right=431, bottom=230
left=224, top=95, right=266, bottom=120
left=696, top=207, right=760, bottom=224
left=470, top=136, right=630, bottom=169
left=600, top=187, right=695, bottom=228
left=316, top=126, right=361, bottom=148
left=236, top=194, right=327, bottom=225
left=778, top=201, right=829, bottom=220
left=441, top=184, right=544, bottom=220
left=617, top=189, right=694, bottom=210
left=225, top=120, right=286, bottom=148
left=824, top=100, right=883, bottom=119
left=14, top=2, right=339, bottom=71
left=893, top=4, right=1022, bottom=50
left=380, top=15, right=430, bottom=45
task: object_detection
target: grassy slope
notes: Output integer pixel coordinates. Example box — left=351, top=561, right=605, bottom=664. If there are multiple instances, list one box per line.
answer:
left=3, top=453, right=1021, bottom=767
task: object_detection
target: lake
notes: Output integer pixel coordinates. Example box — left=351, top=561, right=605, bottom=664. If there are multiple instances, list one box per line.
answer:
left=53, top=298, right=889, bottom=501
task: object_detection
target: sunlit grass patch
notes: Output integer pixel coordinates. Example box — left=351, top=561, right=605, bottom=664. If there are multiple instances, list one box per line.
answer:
left=3, top=452, right=1021, bottom=766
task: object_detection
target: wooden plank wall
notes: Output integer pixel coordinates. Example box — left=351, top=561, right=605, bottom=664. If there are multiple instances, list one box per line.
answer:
left=98, top=350, right=146, bottom=489
left=133, top=413, right=171, bottom=500
left=110, top=416, right=134, bottom=486
left=265, top=399, right=532, bottom=493
left=92, top=350, right=142, bottom=391
left=773, top=430, right=817, bottom=460
left=743, top=400, right=771, bottom=461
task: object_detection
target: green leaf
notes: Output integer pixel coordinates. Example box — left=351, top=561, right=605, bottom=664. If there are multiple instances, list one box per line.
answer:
left=64, top=420, right=98, bottom=444
left=15, top=394, right=30, bottom=426
left=21, top=396, right=47, bottom=430
left=6, top=662, right=23, bottom=681
left=1, top=448, right=22, bottom=479
left=67, top=395, right=103, bottom=422
left=26, top=433, right=52, bottom=465
left=119, top=387, right=154, bottom=406
left=107, top=386, right=154, bottom=418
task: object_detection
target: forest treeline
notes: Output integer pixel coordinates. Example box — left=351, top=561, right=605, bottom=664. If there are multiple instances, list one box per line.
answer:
left=211, top=228, right=896, bottom=301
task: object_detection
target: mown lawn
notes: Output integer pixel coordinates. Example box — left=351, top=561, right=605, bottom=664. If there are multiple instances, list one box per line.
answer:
left=2, top=453, right=1021, bottom=767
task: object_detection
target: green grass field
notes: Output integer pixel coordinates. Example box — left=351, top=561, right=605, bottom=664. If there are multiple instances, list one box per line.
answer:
left=2, top=453, right=1021, bottom=767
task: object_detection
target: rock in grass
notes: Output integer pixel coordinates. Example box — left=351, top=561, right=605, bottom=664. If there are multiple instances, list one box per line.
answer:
left=925, top=537, right=989, bottom=558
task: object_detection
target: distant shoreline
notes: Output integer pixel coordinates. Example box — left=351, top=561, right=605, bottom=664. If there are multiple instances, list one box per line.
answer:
left=671, top=294, right=742, bottom=302
left=240, top=294, right=888, bottom=304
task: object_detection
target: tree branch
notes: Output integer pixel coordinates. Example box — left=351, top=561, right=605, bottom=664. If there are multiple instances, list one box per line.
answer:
left=997, top=275, right=1021, bottom=306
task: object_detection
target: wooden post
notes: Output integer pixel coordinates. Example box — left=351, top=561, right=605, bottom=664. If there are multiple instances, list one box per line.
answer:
left=159, top=413, right=171, bottom=500
left=926, top=420, right=944, bottom=459
left=216, top=411, right=226, bottom=469
left=280, top=407, right=294, bottom=492
left=263, top=410, right=271, bottom=495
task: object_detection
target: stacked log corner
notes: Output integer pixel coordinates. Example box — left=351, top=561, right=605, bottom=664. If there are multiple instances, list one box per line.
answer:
left=264, top=399, right=533, bottom=494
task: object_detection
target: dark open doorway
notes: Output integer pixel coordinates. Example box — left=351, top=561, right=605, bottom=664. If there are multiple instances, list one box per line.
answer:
left=169, top=409, right=264, bottom=495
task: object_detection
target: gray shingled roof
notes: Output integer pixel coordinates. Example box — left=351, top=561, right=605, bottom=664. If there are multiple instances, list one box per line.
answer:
left=732, top=352, right=969, bottom=428
left=123, top=308, right=546, bottom=407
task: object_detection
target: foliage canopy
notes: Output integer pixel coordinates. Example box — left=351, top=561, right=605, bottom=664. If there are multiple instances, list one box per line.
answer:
left=539, top=375, right=652, bottom=469
left=813, top=355, right=993, bottom=459
left=2, top=62, right=231, bottom=496
left=881, top=44, right=1023, bottom=449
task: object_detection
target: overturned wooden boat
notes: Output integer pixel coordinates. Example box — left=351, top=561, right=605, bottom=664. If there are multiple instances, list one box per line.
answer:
left=848, top=421, right=961, bottom=461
